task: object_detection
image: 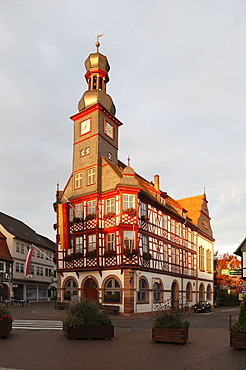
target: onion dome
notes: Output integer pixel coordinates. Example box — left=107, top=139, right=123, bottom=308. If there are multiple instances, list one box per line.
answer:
left=78, top=41, right=116, bottom=115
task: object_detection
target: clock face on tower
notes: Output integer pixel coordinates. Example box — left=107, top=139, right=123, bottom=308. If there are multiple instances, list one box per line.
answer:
left=81, top=118, right=91, bottom=135
left=105, top=120, right=114, bottom=139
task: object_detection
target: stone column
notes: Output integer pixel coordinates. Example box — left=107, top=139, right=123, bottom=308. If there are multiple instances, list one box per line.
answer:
left=123, top=269, right=135, bottom=315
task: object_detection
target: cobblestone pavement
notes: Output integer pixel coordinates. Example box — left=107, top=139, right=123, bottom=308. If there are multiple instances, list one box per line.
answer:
left=0, top=302, right=245, bottom=370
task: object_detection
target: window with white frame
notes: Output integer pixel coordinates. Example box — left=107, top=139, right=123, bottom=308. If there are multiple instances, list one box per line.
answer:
left=175, top=248, right=179, bottom=264
left=199, top=246, right=205, bottom=270
left=20, top=244, right=25, bottom=254
left=175, top=221, right=180, bottom=236
left=69, top=206, right=73, bottom=222
left=153, top=281, right=162, bottom=302
left=207, top=249, right=212, bottom=273
left=37, top=266, right=43, bottom=276
left=65, top=279, right=78, bottom=300
left=88, top=234, right=96, bottom=251
left=170, top=219, right=175, bottom=234
left=88, top=200, right=96, bottom=214
left=20, top=263, right=24, bottom=273
left=0, top=262, right=4, bottom=271
left=140, top=202, right=147, bottom=216
left=142, top=235, right=148, bottom=253
left=15, top=262, right=20, bottom=273
left=106, top=198, right=115, bottom=213
left=74, top=172, right=83, bottom=189
left=87, top=167, right=96, bottom=185
left=163, top=243, right=168, bottom=261
left=162, top=214, right=168, bottom=230
left=16, top=242, right=20, bottom=253
left=75, top=203, right=83, bottom=219
left=104, top=278, right=120, bottom=303
left=171, top=247, right=175, bottom=264
left=123, top=194, right=135, bottom=211
left=138, top=278, right=147, bottom=302
left=75, top=237, right=83, bottom=253
left=106, top=233, right=115, bottom=251
left=123, top=230, right=135, bottom=249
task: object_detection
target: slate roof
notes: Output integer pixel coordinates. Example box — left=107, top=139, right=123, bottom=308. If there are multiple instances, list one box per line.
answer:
left=0, top=212, right=56, bottom=252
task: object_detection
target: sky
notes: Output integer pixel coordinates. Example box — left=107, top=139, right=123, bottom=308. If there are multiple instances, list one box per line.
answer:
left=0, top=0, right=245, bottom=255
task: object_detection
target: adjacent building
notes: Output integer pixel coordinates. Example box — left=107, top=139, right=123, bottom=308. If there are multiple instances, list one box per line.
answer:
left=235, top=237, right=246, bottom=281
left=0, top=231, right=14, bottom=300
left=54, top=42, right=214, bottom=314
left=0, top=212, right=56, bottom=301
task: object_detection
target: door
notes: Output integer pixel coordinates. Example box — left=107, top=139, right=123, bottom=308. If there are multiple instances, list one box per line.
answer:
left=2, top=283, right=9, bottom=300
left=83, top=278, right=98, bottom=301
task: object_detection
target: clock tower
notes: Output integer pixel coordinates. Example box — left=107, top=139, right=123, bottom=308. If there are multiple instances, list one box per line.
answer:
left=70, top=41, right=122, bottom=196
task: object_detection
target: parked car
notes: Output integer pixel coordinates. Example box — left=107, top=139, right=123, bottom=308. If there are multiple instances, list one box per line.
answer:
left=194, top=301, right=211, bottom=313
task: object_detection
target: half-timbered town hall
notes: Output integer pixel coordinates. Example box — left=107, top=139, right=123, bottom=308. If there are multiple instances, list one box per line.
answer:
left=54, top=41, right=214, bottom=314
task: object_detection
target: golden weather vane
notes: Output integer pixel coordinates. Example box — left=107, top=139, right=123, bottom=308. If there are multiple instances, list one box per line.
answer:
left=95, top=33, right=103, bottom=52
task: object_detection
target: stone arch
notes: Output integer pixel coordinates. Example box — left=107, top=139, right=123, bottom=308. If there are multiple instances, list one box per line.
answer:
left=63, top=277, right=78, bottom=301
left=185, top=281, right=193, bottom=302
left=199, top=282, right=205, bottom=301
left=102, top=275, right=122, bottom=304
left=137, top=276, right=149, bottom=303
left=82, top=276, right=99, bottom=301
left=206, top=283, right=212, bottom=300
left=153, top=278, right=164, bottom=303
left=171, top=280, right=179, bottom=309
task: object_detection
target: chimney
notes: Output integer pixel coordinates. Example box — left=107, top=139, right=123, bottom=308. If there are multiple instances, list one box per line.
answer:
left=154, top=175, right=160, bottom=191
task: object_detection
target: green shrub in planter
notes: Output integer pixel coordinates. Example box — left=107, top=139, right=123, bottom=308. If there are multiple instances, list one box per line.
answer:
left=231, top=295, right=246, bottom=333
left=153, top=311, right=189, bottom=329
left=64, top=300, right=112, bottom=329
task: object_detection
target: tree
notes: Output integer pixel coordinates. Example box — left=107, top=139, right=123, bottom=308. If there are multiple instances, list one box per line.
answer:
left=214, top=252, right=241, bottom=306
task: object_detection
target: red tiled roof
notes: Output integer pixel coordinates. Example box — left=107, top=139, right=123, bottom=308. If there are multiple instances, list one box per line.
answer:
left=0, top=232, right=13, bottom=261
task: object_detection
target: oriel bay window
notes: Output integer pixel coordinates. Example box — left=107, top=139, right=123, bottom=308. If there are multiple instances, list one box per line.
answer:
left=123, top=194, right=135, bottom=211
left=123, top=230, right=135, bottom=250
left=106, top=198, right=115, bottom=214
left=87, top=200, right=96, bottom=215
left=87, top=234, right=96, bottom=258
left=106, top=233, right=115, bottom=251
left=75, top=203, right=83, bottom=220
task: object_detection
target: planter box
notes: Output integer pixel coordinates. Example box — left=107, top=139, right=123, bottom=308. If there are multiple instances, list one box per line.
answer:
left=152, top=327, right=188, bottom=344
left=230, top=331, right=246, bottom=349
left=63, top=324, right=114, bottom=340
left=0, top=322, right=12, bottom=339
